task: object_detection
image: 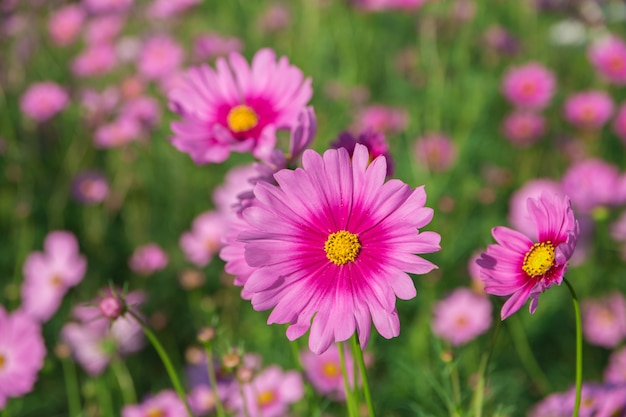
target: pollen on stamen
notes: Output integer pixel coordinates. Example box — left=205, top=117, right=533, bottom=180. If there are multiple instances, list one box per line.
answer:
left=324, top=230, right=361, bottom=266
left=522, top=241, right=555, bottom=277
left=227, top=104, right=259, bottom=133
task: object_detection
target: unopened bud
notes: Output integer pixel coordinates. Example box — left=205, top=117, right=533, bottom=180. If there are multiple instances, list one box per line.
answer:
left=197, top=327, right=216, bottom=344
left=99, top=296, right=124, bottom=319
left=221, top=351, right=241, bottom=369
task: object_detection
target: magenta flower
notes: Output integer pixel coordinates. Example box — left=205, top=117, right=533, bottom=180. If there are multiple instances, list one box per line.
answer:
left=413, top=133, right=457, bottom=173
left=83, top=0, right=133, bottom=14
left=138, top=35, right=184, bottom=81
left=588, top=35, right=626, bottom=85
left=431, top=288, right=492, bottom=346
left=477, top=194, right=579, bottom=320
left=20, top=81, right=69, bottom=123
left=71, top=171, right=109, bottom=205
left=301, top=345, right=356, bottom=400
left=94, top=116, right=142, bottom=148
left=508, top=178, right=563, bottom=238
left=582, top=292, right=626, bottom=348
left=148, top=0, right=201, bottom=18
left=71, top=43, right=118, bottom=77
left=230, top=144, right=440, bottom=353
left=192, top=32, right=243, bottom=62
left=180, top=211, right=228, bottom=267
left=563, top=90, right=614, bottom=129
left=501, top=111, right=545, bottom=147
left=122, top=390, right=186, bottom=417
left=561, top=158, right=624, bottom=214
left=227, top=365, right=304, bottom=417
left=353, top=0, right=429, bottom=12
left=502, top=62, right=556, bottom=110
left=48, top=4, right=85, bottom=46
left=129, top=243, right=169, bottom=275
left=353, top=104, right=408, bottom=135
left=0, top=307, right=46, bottom=409
left=169, top=48, right=312, bottom=163
left=21, top=231, right=87, bottom=322
left=331, top=129, right=394, bottom=176
left=84, top=15, right=125, bottom=45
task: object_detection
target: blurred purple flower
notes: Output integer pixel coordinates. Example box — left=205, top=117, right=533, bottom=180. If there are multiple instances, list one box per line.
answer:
left=582, top=292, right=626, bottom=348
left=483, top=25, right=521, bottom=56
left=94, top=116, right=142, bottom=148
left=180, top=211, right=228, bottom=267
left=502, top=62, right=556, bottom=110
left=413, top=133, right=457, bottom=173
left=48, top=4, right=85, bottom=47
left=20, top=81, right=69, bottom=123
left=138, top=35, right=184, bottom=82
left=431, top=287, right=492, bottom=345
left=301, top=344, right=358, bottom=400
left=128, top=243, right=169, bottom=276
left=605, top=346, right=626, bottom=383
left=72, top=171, right=109, bottom=204
left=563, top=90, right=614, bottom=130
left=331, top=128, right=394, bottom=176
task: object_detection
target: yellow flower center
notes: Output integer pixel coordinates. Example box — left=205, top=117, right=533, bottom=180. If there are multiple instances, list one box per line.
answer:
left=50, top=274, right=63, bottom=287
left=257, top=390, right=276, bottom=407
left=146, top=407, right=164, bottom=417
left=0, top=353, right=5, bottom=370
left=322, top=361, right=340, bottom=378
left=324, top=230, right=361, bottom=266
left=227, top=105, right=258, bottom=133
left=522, top=241, right=555, bottom=277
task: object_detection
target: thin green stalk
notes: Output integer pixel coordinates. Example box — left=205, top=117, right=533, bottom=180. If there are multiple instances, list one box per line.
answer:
left=129, top=311, right=194, bottom=417
left=61, top=357, right=82, bottom=417
left=450, top=362, right=461, bottom=411
left=110, top=357, right=137, bottom=405
left=96, top=375, right=114, bottom=417
left=350, top=335, right=375, bottom=417
left=237, top=378, right=252, bottom=417
left=564, top=279, right=582, bottom=417
left=338, top=342, right=358, bottom=417
left=472, top=317, right=502, bottom=417
left=202, top=343, right=226, bottom=417
left=508, top=315, right=550, bottom=394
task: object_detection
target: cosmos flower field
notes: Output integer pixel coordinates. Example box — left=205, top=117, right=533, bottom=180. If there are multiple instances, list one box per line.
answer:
left=2, top=0, right=626, bottom=416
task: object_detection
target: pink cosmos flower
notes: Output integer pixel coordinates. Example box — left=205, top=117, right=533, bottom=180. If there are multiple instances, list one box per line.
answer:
left=561, top=159, right=624, bottom=214
left=72, top=43, right=117, bottom=77
left=128, top=243, right=169, bottom=275
left=508, top=179, right=563, bottom=238
left=71, top=171, right=109, bottom=204
left=119, top=96, right=161, bottom=128
left=122, top=390, right=186, bottom=417
left=0, top=307, right=46, bottom=409
left=227, top=365, right=303, bottom=417
left=563, top=90, right=614, bottom=129
left=582, top=292, right=626, bottom=348
left=353, top=105, right=408, bottom=135
left=138, top=35, right=184, bottom=81
left=229, top=144, right=440, bottom=353
left=413, top=133, right=457, bottom=173
left=257, top=3, right=291, bottom=33
left=612, top=102, right=626, bottom=144
left=83, top=0, right=133, bottom=14
left=84, top=15, right=125, bottom=45
left=502, top=62, right=556, bottom=110
left=169, top=48, right=312, bottom=163
left=180, top=211, right=228, bottom=267
left=604, top=346, right=626, bottom=383
left=431, top=288, right=492, bottom=346
left=611, top=211, right=626, bottom=243
left=94, top=117, right=142, bottom=148
left=21, top=231, right=87, bottom=323
left=192, top=33, right=243, bottom=62
left=148, top=0, right=201, bottom=18
left=48, top=4, right=85, bottom=46
left=483, top=25, right=520, bottom=56
left=20, top=81, right=69, bottom=122
left=213, top=164, right=258, bottom=216
left=353, top=0, right=429, bottom=11
left=79, top=87, right=120, bottom=123
left=331, top=129, right=394, bottom=176
left=301, top=345, right=356, bottom=400
left=476, top=194, right=579, bottom=320
left=588, top=35, right=626, bottom=85
left=501, top=111, right=545, bottom=147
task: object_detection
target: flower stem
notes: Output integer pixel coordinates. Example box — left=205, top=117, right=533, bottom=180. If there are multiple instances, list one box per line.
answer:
left=508, top=315, right=550, bottom=394
left=111, top=357, right=137, bottom=405
left=129, top=311, right=194, bottom=417
left=338, top=342, right=358, bottom=417
left=350, top=335, right=375, bottom=417
left=472, top=317, right=502, bottom=417
left=202, top=342, right=227, bottom=417
left=61, top=356, right=82, bottom=416
left=237, top=378, right=252, bottom=417
left=564, top=278, right=582, bottom=417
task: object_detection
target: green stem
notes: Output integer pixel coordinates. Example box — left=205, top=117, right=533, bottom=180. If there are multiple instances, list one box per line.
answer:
left=110, top=357, right=137, bottom=405
left=350, top=335, right=375, bottom=417
left=237, top=378, right=252, bottom=417
left=564, top=279, right=582, bottom=417
left=202, top=343, right=227, bottom=417
left=129, top=311, right=194, bottom=417
left=61, top=357, right=82, bottom=416
left=472, top=317, right=502, bottom=417
left=96, top=375, right=115, bottom=417
left=338, top=342, right=358, bottom=417
left=508, top=315, right=551, bottom=394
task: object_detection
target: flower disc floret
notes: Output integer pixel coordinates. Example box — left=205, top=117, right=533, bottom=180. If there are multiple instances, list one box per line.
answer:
left=324, top=231, right=361, bottom=265
left=522, top=241, right=555, bottom=277
left=227, top=105, right=259, bottom=133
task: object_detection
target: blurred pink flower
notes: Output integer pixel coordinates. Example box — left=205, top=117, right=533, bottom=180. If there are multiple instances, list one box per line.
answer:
left=48, top=4, right=85, bottom=46
left=582, top=292, right=626, bottom=348
left=467, top=251, right=485, bottom=293
left=83, top=0, right=133, bottom=14
left=84, top=15, right=125, bottom=45
left=432, top=287, right=492, bottom=345
left=353, top=105, right=408, bottom=134
left=148, top=0, right=201, bottom=18
left=301, top=345, right=356, bottom=400
left=21, top=231, right=87, bottom=323
left=483, top=25, right=520, bottom=56
left=227, top=365, right=304, bottom=417
left=612, top=102, right=626, bottom=144
left=353, top=0, right=429, bottom=11
left=561, top=158, right=624, bottom=214
left=604, top=346, right=626, bottom=383
left=72, top=43, right=118, bottom=77
left=192, top=33, right=243, bottom=62
left=508, top=178, right=563, bottom=238
left=413, top=133, right=457, bottom=172
left=258, top=3, right=291, bottom=33
left=588, top=35, right=626, bottom=85
left=169, top=48, right=312, bottom=163
left=331, top=129, right=394, bottom=176
left=188, top=385, right=219, bottom=417
left=180, top=211, right=228, bottom=267
left=79, top=87, right=120, bottom=122
left=502, top=62, right=556, bottom=110
left=71, top=171, right=109, bottom=204
left=611, top=211, right=626, bottom=242
left=129, top=243, right=169, bottom=275
left=120, top=95, right=161, bottom=128
left=477, top=194, right=579, bottom=320
left=20, top=81, right=69, bottom=122
left=501, top=111, right=545, bottom=147
left=138, top=35, right=184, bottom=81
left=122, top=390, right=186, bottom=417
left=563, top=90, right=614, bottom=129
left=213, top=164, right=258, bottom=216
left=94, top=116, right=142, bottom=148
left=0, top=307, right=46, bottom=409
